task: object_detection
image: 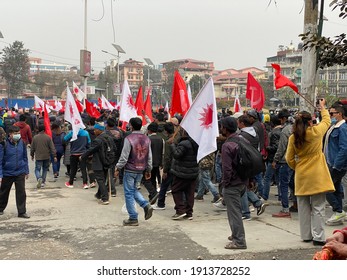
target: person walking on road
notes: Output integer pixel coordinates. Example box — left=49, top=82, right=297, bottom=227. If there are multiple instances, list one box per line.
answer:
left=115, top=117, right=153, bottom=226
left=30, top=125, right=57, bottom=188
left=0, top=126, right=30, bottom=218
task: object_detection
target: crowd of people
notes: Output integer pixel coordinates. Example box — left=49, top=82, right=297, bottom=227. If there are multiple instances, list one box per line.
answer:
left=0, top=99, right=346, bottom=258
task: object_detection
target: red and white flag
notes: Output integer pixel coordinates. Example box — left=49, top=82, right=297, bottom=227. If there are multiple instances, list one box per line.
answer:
left=233, top=94, right=243, bottom=113
left=246, top=72, right=265, bottom=111
left=144, top=89, right=153, bottom=122
left=180, top=78, right=219, bottom=162
left=34, top=95, right=51, bottom=113
left=119, top=80, right=137, bottom=123
left=101, top=94, right=115, bottom=110
left=164, top=101, right=169, bottom=113
left=72, top=81, right=86, bottom=102
left=64, top=86, right=85, bottom=141
left=54, top=100, right=63, bottom=112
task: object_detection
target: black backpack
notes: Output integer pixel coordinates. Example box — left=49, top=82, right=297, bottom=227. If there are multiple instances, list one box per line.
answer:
left=227, top=136, right=265, bottom=180
left=99, top=134, right=116, bottom=168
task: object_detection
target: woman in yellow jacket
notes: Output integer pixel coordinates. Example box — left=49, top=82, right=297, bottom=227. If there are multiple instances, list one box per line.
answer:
left=286, top=98, right=335, bottom=246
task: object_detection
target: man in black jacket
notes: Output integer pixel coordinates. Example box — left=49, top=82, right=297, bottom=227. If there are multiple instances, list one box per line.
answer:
left=170, top=129, right=199, bottom=220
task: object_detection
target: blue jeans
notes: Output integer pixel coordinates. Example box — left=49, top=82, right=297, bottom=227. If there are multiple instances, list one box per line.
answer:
left=35, top=159, right=50, bottom=183
left=262, top=161, right=277, bottom=200
left=123, top=171, right=149, bottom=220
left=197, top=169, right=219, bottom=198
left=241, top=189, right=262, bottom=217
left=51, top=151, right=63, bottom=176
left=326, top=166, right=346, bottom=213
left=278, top=163, right=293, bottom=210
left=215, top=152, right=222, bottom=183
left=254, top=172, right=264, bottom=198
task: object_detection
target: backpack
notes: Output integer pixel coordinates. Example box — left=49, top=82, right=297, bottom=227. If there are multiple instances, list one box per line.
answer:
left=99, top=134, right=116, bottom=168
left=227, top=136, right=265, bottom=180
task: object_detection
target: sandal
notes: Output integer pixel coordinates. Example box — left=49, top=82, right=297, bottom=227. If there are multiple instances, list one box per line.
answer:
left=224, top=242, right=247, bottom=250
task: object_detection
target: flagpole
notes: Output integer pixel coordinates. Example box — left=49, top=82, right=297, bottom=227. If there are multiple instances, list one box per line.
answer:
left=297, top=91, right=315, bottom=108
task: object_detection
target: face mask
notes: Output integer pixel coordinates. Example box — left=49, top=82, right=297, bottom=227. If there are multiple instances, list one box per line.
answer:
left=331, top=118, right=337, bottom=125
left=12, top=134, right=21, bottom=142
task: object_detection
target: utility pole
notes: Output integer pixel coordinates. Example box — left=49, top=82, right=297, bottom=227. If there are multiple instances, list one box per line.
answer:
left=300, top=0, right=319, bottom=112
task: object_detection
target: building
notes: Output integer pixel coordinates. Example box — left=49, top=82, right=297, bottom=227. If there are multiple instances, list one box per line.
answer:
left=119, top=58, right=144, bottom=92
left=213, top=67, right=266, bottom=99
left=29, top=57, right=75, bottom=74
left=161, top=58, right=214, bottom=82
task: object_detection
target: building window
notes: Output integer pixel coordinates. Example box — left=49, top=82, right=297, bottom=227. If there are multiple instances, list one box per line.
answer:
left=329, top=87, right=337, bottom=94
left=340, top=86, right=347, bottom=94
left=128, top=74, right=131, bottom=79
left=339, top=72, right=347, bottom=80
left=328, top=72, right=336, bottom=80
left=319, top=73, right=326, bottom=80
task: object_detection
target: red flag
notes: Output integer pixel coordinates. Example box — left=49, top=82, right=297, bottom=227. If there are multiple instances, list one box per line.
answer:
left=233, top=95, right=243, bottom=113
left=98, top=98, right=102, bottom=109
left=43, top=104, right=52, bottom=138
left=134, top=86, right=146, bottom=125
left=109, top=101, right=116, bottom=107
left=85, top=99, right=101, bottom=119
left=75, top=99, right=84, bottom=113
left=144, top=90, right=153, bottom=122
left=246, top=72, right=265, bottom=111
left=271, top=63, right=299, bottom=93
left=170, top=71, right=189, bottom=116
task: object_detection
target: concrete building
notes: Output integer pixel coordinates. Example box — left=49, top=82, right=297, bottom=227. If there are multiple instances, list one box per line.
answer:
left=119, top=58, right=144, bottom=92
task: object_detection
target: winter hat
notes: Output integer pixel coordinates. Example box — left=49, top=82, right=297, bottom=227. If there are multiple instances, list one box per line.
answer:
left=94, top=122, right=105, bottom=131
left=264, top=114, right=270, bottom=122
left=221, top=116, right=238, bottom=133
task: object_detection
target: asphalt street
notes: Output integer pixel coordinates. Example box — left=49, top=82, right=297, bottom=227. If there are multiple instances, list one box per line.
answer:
left=0, top=156, right=344, bottom=260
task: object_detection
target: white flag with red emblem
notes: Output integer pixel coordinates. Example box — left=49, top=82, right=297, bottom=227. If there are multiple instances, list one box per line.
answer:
left=34, top=95, right=51, bottom=113
left=64, top=86, right=85, bottom=141
left=101, top=94, right=115, bottom=110
left=233, top=94, right=243, bottom=113
left=187, top=84, right=193, bottom=106
left=119, top=80, right=137, bottom=123
left=72, top=81, right=86, bottom=102
left=180, top=78, right=219, bottom=162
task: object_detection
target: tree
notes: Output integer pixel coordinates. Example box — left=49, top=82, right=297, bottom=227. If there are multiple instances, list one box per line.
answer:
left=1, top=41, right=30, bottom=98
left=189, top=75, right=205, bottom=100
left=300, top=0, right=347, bottom=68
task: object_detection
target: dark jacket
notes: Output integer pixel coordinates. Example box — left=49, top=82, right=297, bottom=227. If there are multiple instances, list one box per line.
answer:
left=81, top=133, right=105, bottom=171
left=266, top=126, right=282, bottom=162
left=149, top=133, right=164, bottom=168
left=221, top=133, right=249, bottom=188
left=170, top=136, right=199, bottom=179
left=162, top=135, right=174, bottom=173
left=0, top=138, right=29, bottom=177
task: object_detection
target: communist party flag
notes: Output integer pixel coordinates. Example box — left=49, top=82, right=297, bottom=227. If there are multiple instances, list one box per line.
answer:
left=85, top=99, right=101, bottom=119
left=144, top=89, right=153, bottom=122
left=43, top=104, right=52, bottom=138
left=170, top=70, right=189, bottom=116
left=271, top=63, right=299, bottom=93
left=134, top=86, right=146, bottom=125
left=246, top=72, right=265, bottom=111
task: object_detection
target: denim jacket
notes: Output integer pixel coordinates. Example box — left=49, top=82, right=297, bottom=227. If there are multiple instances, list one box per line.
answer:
left=325, top=120, right=347, bottom=171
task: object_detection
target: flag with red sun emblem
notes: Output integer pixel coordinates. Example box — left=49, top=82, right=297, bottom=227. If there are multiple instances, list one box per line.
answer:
left=64, top=86, right=86, bottom=141
left=119, top=80, right=137, bottom=124
left=72, top=81, right=86, bottom=102
left=180, top=78, right=219, bottom=162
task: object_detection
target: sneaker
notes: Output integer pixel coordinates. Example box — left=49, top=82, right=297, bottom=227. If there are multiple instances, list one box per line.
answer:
left=242, top=216, right=252, bottom=221
left=213, top=200, right=227, bottom=210
left=37, top=178, right=42, bottom=189
left=144, top=204, right=153, bottom=220
left=41, top=183, right=45, bottom=188
left=123, top=219, right=139, bottom=226
left=211, top=196, right=221, bottom=203
left=64, top=182, right=73, bottom=188
left=152, top=205, right=166, bottom=210
left=289, top=206, right=298, bottom=213
left=111, top=193, right=116, bottom=197
left=94, top=193, right=101, bottom=200
left=89, top=181, right=96, bottom=188
left=249, top=206, right=255, bottom=212
left=326, top=211, right=346, bottom=225
left=257, top=202, right=269, bottom=216
left=183, top=215, right=193, bottom=220
left=83, top=184, right=89, bottom=189
left=272, top=211, right=291, bottom=218
left=172, top=213, right=187, bottom=220
left=194, top=196, right=204, bottom=201
left=99, top=200, right=109, bottom=205
left=149, top=192, right=159, bottom=205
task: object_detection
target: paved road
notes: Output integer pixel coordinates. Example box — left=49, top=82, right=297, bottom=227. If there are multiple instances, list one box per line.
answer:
left=0, top=158, right=344, bottom=260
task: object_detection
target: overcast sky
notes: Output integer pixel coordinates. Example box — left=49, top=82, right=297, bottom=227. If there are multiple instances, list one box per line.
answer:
left=1, top=0, right=346, bottom=72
